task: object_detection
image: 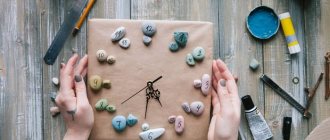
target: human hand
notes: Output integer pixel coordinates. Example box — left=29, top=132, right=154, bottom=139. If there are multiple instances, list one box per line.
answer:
left=55, top=54, right=94, bottom=140
left=208, top=59, right=241, bottom=140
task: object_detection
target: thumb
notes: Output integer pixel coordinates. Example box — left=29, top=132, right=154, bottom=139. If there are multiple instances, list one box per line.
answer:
left=74, top=75, right=89, bottom=107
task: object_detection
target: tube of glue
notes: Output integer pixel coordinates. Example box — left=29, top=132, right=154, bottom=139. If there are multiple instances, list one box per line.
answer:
left=241, top=95, right=273, bottom=140
left=278, top=12, right=301, bottom=54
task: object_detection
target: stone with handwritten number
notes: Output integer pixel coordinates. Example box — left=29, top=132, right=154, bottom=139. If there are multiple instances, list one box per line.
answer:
left=106, top=55, right=116, bottom=64
left=95, top=98, right=108, bottom=111
left=112, top=115, right=127, bottom=132
left=168, top=115, right=176, bottom=124
left=192, top=46, right=205, bottom=61
left=190, top=101, right=204, bottom=116
left=119, top=38, right=131, bottom=49
left=126, top=114, right=138, bottom=127
left=139, top=128, right=165, bottom=140
left=175, top=115, right=184, bottom=134
left=143, top=35, right=152, bottom=46
left=174, top=31, right=188, bottom=47
left=168, top=42, right=179, bottom=52
left=181, top=102, right=191, bottom=113
left=106, top=104, right=116, bottom=113
left=186, top=53, right=195, bottom=66
left=111, top=26, right=126, bottom=41
left=201, top=74, right=210, bottom=96
left=96, top=49, right=108, bottom=62
left=89, top=75, right=103, bottom=90
left=142, top=21, right=157, bottom=37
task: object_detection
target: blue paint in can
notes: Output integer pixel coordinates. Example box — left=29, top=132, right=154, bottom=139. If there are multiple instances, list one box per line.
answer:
left=247, top=6, right=279, bottom=39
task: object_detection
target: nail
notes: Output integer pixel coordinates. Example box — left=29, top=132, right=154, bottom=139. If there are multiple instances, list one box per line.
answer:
left=220, top=79, right=226, bottom=87
left=60, top=63, right=65, bottom=69
left=74, top=75, right=82, bottom=82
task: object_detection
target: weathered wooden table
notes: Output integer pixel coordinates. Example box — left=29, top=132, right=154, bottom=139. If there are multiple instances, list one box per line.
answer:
left=0, top=0, right=329, bottom=139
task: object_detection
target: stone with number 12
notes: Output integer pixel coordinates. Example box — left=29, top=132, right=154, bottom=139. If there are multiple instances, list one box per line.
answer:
left=139, top=128, right=165, bottom=140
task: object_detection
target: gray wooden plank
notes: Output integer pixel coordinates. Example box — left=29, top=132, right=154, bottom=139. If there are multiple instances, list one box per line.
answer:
left=262, top=0, right=308, bottom=139
left=0, top=0, right=43, bottom=139
left=305, top=0, right=330, bottom=133
left=217, top=1, right=262, bottom=139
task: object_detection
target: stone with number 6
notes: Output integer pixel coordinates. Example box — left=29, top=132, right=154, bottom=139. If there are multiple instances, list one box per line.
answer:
left=139, top=128, right=165, bottom=140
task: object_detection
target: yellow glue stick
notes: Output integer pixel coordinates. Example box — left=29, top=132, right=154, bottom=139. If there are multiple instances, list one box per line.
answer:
left=278, top=12, right=301, bottom=54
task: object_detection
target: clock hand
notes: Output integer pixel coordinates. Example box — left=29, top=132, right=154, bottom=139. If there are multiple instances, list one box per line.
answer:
left=121, top=76, right=162, bottom=104
left=153, top=89, right=162, bottom=107
left=145, top=94, right=151, bottom=119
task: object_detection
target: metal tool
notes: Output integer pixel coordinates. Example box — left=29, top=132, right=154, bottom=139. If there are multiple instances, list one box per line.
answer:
left=325, top=52, right=330, bottom=100
left=304, top=73, right=323, bottom=116
left=121, top=76, right=162, bottom=104
left=154, top=89, right=162, bottom=107
left=260, top=74, right=312, bottom=118
left=43, top=0, right=88, bottom=65
left=282, top=117, right=292, bottom=140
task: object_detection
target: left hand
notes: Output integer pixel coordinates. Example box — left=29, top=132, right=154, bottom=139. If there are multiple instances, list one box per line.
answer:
left=55, top=54, right=94, bottom=140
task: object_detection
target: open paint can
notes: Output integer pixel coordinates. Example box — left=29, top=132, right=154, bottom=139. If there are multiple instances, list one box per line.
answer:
left=246, top=6, right=279, bottom=39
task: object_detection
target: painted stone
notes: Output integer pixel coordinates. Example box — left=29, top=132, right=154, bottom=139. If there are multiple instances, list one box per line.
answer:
left=50, top=106, right=60, bottom=116
left=193, top=79, right=202, bottom=88
left=50, top=92, right=57, bottom=102
left=168, top=115, right=176, bottom=124
left=175, top=115, right=184, bottom=134
left=190, top=101, right=205, bottom=116
left=106, top=105, right=116, bottom=113
left=112, top=115, right=127, bottom=132
left=89, top=75, right=103, bottom=90
left=249, top=58, right=260, bottom=70
left=102, top=80, right=111, bottom=89
left=181, top=102, right=191, bottom=113
left=111, top=26, right=126, bottom=41
left=142, top=21, right=157, bottom=37
left=141, top=123, right=150, bottom=131
left=139, top=128, right=165, bottom=140
left=95, top=98, right=108, bottom=111
left=192, top=46, right=205, bottom=61
left=119, top=38, right=131, bottom=49
left=126, top=114, right=138, bottom=127
left=143, top=35, right=152, bottom=46
left=186, top=53, right=195, bottom=66
left=174, top=31, right=188, bottom=47
left=106, top=55, right=116, bottom=64
left=168, top=42, right=179, bottom=52
left=96, top=49, right=108, bottom=62
left=52, top=77, right=59, bottom=85
left=201, top=74, right=211, bottom=96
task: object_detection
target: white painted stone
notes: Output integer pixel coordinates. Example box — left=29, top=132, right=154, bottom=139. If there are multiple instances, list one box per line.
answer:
left=141, top=123, right=150, bottom=131
left=201, top=74, right=211, bottom=96
left=175, top=116, right=184, bottom=134
left=139, top=128, right=165, bottom=140
left=111, top=26, right=126, bottom=41
left=181, top=102, right=191, bottom=113
left=52, top=77, right=59, bottom=85
left=119, top=38, right=130, bottom=49
left=96, top=49, right=108, bottom=62
left=190, top=101, right=205, bottom=116
left=193, top=79, right=202, bottom=88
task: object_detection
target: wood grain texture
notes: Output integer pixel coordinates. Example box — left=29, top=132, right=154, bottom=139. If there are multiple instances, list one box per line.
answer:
left=262, top=0, right=308, bottom=139
left=0, top=0, right=329, bottom=139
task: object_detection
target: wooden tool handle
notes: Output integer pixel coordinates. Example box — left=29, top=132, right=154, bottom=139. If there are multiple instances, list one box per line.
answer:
left=75, top=0, right=96, bottom=29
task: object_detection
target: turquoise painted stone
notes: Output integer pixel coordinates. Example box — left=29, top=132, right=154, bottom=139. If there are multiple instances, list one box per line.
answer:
left=112, top=115, right=127, bottom=132
left=174, top=32, right=188, bottom=47
left=192, top=47, right=205, bottom=61
left=126, top=114, right=138, bottom=127
left=95, top=98, right=108, bottom=111
left=50, top=92, right=57, bottom=102
left=249, top=58, right=260, bottom=70
left=186, top=53, right=195, bottom=66
left=169, top=42, right=179, bottom=52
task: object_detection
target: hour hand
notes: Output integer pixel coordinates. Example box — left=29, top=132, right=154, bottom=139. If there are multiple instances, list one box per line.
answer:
left=145, top=96, right=150, bottom=119
left=154, top=90, right=162, bottom=107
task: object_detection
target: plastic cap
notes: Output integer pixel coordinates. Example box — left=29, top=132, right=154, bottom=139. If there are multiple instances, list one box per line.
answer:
left=241, top=95, right=255, bottom=110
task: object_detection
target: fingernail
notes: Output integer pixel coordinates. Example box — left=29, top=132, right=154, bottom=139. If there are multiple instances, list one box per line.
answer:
left=60, top=63, right=65, bottom=69
left=74, top=75, right=82, bottom=82
left=220, top=79, right=226, bottom=87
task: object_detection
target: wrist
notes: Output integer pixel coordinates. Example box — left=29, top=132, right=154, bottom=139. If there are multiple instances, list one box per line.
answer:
left=64, top=128, right=90, bottom=140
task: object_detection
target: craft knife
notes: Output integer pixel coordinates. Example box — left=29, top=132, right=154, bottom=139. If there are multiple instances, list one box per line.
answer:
left=260, top=74, right=312, bottom=118
left=43, top=0, right=88, bottom=65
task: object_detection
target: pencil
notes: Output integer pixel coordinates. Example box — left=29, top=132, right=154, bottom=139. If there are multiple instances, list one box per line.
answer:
left=72, top=0, right=97, bottom=36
